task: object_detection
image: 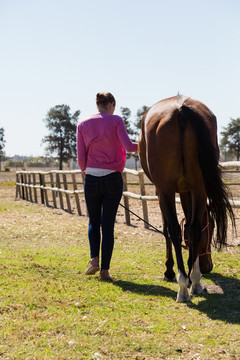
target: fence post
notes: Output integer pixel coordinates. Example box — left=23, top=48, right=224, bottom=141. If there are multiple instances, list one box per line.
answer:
left=139, top=171, right=149, bottom=229
left=72, top=172, right=82, bottom=215
left=32, top=172, right=38, bottom=203
left=56, top=172, right=64, bottom=209
left=43, top=173, right=49, bottom=207
left=39, top=173, right=45, bottom=204
left=62, top=172, right=72, bottom=213
left=23, top=172, right=29, bottom=201
left=20, top=173, right=25, bottom=200
left=15, top=173, right=20, bottom=198
left=50, top=172, right=57, bottom=208
left=81, top=172, right=88, bottom=215
left=28, top=173, right=33, bottom=202
left=122, top=172, right=131, bottom=225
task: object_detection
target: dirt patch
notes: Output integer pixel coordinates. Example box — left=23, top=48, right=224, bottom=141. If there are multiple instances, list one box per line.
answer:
left=3, top=168, right=240, bottom=247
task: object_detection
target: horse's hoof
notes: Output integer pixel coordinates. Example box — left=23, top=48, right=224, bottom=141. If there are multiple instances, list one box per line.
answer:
left=164, top=272, right=176, bottom=282
left=163, top=275, right=176, bottom=282
left=176, top=288, right=191, bottom=303
left=176, top=294, right=191, bottom=303
left=190, top=283, right=204, bottom=295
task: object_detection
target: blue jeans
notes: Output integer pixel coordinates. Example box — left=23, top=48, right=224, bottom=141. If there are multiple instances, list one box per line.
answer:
left=84, top=172, right=123, bottom=270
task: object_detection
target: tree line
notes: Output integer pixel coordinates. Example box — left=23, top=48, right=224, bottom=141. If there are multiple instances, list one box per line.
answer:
left=1, top=108, right=240, bottom=170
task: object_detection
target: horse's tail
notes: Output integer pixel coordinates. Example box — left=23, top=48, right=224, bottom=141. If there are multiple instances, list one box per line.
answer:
left=178, top=105, right=235, bottom=249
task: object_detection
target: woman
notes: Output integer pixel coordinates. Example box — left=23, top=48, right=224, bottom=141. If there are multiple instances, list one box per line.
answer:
left=77, top=92, right=138, bottom=280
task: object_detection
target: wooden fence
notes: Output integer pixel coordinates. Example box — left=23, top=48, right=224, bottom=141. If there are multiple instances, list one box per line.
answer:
left=15, top=162, right=240, bottom=230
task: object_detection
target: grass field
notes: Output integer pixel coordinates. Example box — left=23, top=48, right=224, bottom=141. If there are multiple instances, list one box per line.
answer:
left=0, top=183, right=240, bottom=360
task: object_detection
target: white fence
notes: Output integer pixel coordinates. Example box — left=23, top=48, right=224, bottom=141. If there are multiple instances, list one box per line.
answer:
left=15, top=162, right=240, bottom=230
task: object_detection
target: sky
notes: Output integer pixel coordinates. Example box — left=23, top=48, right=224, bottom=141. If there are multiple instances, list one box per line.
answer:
left=0, top=0, right=240, bottom=157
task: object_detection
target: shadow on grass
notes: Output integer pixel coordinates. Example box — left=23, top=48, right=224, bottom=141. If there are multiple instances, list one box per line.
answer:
left=189, top=272, right=240, bottom=325
left=114, top=272, right=240, bottom=325
left=113, top=280, right=177, bottom=299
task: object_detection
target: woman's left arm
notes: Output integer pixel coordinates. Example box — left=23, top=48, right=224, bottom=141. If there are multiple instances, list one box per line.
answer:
left=76, top=125, right=87, bottom=173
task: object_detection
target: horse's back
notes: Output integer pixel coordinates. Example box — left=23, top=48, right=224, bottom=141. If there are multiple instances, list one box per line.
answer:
left=139, top=96, right=217, bottom=193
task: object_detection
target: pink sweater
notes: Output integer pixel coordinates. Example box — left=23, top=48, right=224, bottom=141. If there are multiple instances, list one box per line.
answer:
left=77, top=112, right=138, bottom=173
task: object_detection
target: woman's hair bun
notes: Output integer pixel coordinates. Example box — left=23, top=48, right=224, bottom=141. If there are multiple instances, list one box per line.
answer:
left=96, top=92, right=115, bottom=106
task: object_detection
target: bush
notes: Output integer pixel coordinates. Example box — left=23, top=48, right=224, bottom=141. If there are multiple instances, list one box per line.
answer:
left=4, top=166, right=10, bottom=172
left=6, top=160, right=24, bottom=168
left=27, top=161, right=45, bottom=168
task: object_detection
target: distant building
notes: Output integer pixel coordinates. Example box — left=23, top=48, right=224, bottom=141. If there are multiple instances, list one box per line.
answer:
left=12, top=155, right=30, bottom=161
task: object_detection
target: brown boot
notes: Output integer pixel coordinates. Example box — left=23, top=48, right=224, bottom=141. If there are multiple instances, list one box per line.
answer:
left=100, top=270, right=112, bottom=281
left=85, top=257, right=99, bottom=275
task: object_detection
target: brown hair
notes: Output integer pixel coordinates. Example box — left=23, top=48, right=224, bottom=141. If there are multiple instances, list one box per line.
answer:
left=96, top=92, right=116, bottom=107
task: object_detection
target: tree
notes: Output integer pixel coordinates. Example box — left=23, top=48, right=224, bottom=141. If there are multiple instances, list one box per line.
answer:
left=220, top=118, right=240, bottom=160
left=120, top=107, right=137, bottom=141
left=0, top=128, right=6, bottom=171
left=135, top=105, right=150, bottom=132
left=42, top=105, right=80, bottom=170
left=0, top=128, right=6, bottom=152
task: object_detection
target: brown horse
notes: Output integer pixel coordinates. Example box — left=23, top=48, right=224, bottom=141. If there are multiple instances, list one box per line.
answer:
left=139, top=95, right=235, bottom=302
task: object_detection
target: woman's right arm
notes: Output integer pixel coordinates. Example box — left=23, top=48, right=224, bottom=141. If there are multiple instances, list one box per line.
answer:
left=116, top=117, right=138, bottom=152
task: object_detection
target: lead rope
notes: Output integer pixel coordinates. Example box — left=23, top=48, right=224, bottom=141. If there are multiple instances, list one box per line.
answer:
left=119, top=202, right=165, bottom=236
left=119, top=203, right=211, bottom=255
left=199, top=209, right=211, bottom=256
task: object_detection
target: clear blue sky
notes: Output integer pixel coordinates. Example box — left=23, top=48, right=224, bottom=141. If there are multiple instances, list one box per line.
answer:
left=1, top=0, right=240, bottom=156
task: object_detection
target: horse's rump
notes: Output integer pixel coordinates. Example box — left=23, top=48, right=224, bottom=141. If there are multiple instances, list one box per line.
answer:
left=141, top=96, right=210, bottom=194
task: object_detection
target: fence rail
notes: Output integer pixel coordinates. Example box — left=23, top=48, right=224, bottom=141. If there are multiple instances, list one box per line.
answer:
left=15, top=162, right=240, bottom=230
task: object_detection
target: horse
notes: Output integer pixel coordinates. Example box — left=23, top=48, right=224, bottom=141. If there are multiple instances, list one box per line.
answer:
left=138, top=95, right=235, bottom=302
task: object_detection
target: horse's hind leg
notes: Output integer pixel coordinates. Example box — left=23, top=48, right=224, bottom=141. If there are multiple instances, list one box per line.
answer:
left=162, top=213, right=176, bottom=281
left=189, top=197, right=206, bottom=295
left=180, top=192, right=192, bottom=246
left=159, top=192, right=190, bottom=302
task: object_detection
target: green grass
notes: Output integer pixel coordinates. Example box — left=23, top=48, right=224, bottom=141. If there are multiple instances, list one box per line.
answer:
left=0, top=187, right=240, bottom=359
left=0, top=180, right=16, bottom=186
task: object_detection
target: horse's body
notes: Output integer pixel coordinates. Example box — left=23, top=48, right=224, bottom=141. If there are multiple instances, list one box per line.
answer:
left=139, top=95, right=234, bottom=302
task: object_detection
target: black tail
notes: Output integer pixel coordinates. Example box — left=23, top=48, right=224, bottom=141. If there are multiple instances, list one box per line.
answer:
left=179, top=105, right=235, bottom=249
